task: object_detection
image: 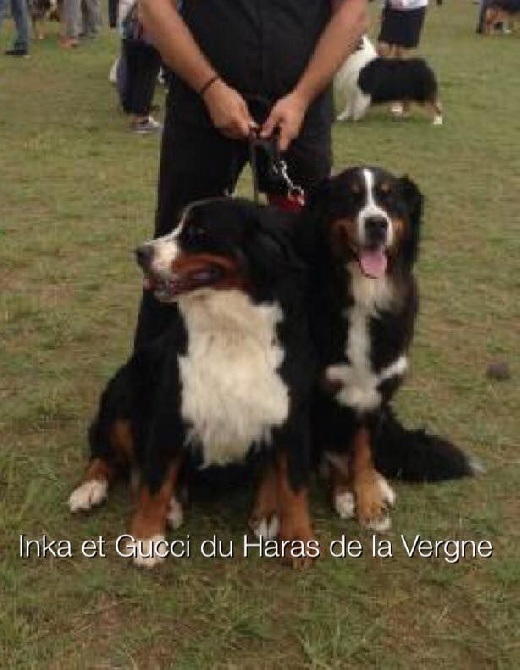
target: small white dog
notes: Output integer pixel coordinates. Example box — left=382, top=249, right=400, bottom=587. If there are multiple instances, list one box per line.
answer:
left=335, top=36, right=443, bottom=125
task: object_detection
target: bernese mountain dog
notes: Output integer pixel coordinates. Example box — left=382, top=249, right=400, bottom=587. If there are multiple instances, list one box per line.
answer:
left=335, top=36, right=443, bottom=125
left=484, top=0, right=520, bottom=34
left=69, top=198, right=317, bottom=569
left=290, top=166, right=478, bottom=531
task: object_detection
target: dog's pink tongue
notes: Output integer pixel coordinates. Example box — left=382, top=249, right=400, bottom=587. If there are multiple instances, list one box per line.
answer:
left=359, top=249, right=387, bottom=278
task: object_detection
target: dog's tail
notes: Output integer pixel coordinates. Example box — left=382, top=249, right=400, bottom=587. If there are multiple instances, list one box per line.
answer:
left=373, top=407, right=482, bottom=482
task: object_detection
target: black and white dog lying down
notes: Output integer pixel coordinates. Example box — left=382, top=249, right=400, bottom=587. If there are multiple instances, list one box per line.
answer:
left=70, top=172, right=478, bottom=566
left=69, top=198, right=317, bottom=569
left=335, top=36, right=443, bottom=125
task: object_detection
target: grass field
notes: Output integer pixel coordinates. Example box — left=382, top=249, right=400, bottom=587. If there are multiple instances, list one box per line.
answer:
left=1, top=2, right=519, bottom=668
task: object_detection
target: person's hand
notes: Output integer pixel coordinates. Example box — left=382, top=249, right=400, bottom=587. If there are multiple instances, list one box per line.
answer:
left=260, top=91, right=309, bottom=151
left=202, top=79, right=257, bottom=140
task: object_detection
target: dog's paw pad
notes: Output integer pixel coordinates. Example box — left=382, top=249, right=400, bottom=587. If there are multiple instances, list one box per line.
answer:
left=166, top=496, right=184, bottom=529
left=334, top=490, right=356, bottom=519
left=69, top=479, right=108, bottom=512
left=130, top=535, right=166, bottom=568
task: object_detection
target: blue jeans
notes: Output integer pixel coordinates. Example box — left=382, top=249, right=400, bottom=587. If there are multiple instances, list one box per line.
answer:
left=0, top=0, right=30, bottom=49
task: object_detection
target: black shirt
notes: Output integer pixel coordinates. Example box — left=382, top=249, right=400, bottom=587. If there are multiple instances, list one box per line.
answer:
left=169, top=0, right=334, bottom=133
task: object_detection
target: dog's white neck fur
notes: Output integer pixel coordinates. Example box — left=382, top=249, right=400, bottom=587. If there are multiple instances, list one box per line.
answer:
left=325, top=259, right=406, bottom=414
left=178, top=289, right=289, bottom=466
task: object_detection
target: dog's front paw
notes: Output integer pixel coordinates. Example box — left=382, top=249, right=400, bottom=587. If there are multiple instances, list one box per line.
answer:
left=278, top=523, right=318, bottom=570
left=249, top=514, right=280, bottom=540
left=127, top=535, right=167, bottom=569
left=69, top=479, right=108, bottom=512
left=166, top=495, right=184, bottom=530
left=354, top=474, right=395, bottom=532
left=334, top=489, right=356, bottom=520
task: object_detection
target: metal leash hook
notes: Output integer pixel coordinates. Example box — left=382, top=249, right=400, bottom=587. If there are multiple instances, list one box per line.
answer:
left=248, top=129, right=306, bottom=210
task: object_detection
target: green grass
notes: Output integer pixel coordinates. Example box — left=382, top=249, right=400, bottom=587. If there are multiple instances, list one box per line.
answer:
left=1, top=2, right=519, bottom=668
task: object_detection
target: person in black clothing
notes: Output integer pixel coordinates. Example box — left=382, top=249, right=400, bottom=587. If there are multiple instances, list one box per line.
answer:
left=135, top=0, right=368, bottom=348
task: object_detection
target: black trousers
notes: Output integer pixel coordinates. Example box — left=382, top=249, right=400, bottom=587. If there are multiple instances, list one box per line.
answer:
left=120, top=39, right=162, bottom=117
left=133, top=100, right=332, bottom=350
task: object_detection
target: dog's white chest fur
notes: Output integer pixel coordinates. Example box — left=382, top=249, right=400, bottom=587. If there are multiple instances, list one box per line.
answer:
left=326, top=268, right=407, bottom=413
left=178, top=290, right=289, bottom=466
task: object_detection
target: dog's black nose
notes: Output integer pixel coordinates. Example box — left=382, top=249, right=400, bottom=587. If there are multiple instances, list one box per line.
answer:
left=364, top=216, right=389, bottom=245
left=135, top=244, right=154, bottom=269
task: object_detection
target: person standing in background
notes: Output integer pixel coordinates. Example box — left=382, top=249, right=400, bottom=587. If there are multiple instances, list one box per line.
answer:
left=0, top=0, right=30, bottom=56
left=80, top=0, right=102, bottom=39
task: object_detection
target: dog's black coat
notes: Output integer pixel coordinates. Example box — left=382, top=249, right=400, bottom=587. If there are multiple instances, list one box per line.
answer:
left=88, top=198, right=314, bottom=497
left=295, top=167, right=474, bottom=482
left=359, top=57, right=439, bottom=105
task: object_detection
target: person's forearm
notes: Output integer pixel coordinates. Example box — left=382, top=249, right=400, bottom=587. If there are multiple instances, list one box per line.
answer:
left=294, top=0, right=368, bottom=106
left=138, top=0, right=217, bottom=93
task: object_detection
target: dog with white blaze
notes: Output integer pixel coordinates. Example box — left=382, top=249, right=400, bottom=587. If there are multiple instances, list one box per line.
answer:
left=69, top=198, right=317, bottom=569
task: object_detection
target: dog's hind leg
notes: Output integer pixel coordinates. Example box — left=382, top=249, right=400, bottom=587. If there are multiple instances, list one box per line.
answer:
left=69, top=418, right=134, bottom=513
left=428, top=99, right=443, bottom=125
left=351, top=93, right=371, bottom=121
left=69, top=367, right=135, bottom=513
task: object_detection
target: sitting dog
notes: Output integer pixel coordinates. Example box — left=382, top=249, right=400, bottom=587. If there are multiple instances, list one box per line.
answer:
left=484, top=0, right=520, bottom=33
left=69, top=198, right=317, bottom=569
left=335, top=36, right=443, bottom=125
left=294, top=167, right=477, bottom=530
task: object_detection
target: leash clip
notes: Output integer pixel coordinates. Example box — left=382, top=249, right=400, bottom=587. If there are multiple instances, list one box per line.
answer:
left=248, top=130, right=305, bottom=207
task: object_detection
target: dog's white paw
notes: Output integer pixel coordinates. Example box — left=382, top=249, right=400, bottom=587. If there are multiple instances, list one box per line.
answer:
left=433, top=115, right=443, bottom=126
left=334, top=490, right=356, bottom=519
left=130, top=535, right=167, bottom=569
left=166, top=496, right=184, bottom=529
left=252, top=515, right=280, bottom=540
left=359, top=476, right=396, bottom=532
left=69, top=479, right=108, bottom=512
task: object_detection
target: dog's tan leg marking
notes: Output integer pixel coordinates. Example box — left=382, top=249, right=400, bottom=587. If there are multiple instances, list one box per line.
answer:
left=276, top=453, right=316, bottom=570
left=129, top=457, right=182, bottom=568
left=249, top=461, right=280, bottom=539
left=109, top=419, right=135, bottom=467
left=349, top=427, right=395, bottom=531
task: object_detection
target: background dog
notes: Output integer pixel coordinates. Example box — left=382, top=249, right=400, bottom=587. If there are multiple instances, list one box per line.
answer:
left=484, top=0, right=520, bottom=33
left=28, top=0, right=59, bottom=40
left=335, top=36, right=443, bottom=125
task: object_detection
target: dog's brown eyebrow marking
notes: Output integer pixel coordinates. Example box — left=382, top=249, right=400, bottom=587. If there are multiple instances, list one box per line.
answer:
left=350, top=182, right=362, bottom=194
left=380, top=182, right=392, bottom=193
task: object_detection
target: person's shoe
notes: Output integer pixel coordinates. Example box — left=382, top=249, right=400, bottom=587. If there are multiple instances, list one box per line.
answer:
left=5, top=46, right=29, bottom=56
left=59, top=37, right=80, bottom=48
left=131, top=116, right=163, bottom=134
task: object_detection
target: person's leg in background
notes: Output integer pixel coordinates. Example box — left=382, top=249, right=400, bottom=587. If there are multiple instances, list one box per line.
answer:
left=133, top=112, right=248, bottom=350
left=80, top=0, right=102, bottom=38
left=122, top=38, right=162, bottom=133
left=60, top=0, right=81, bottom=47
left=4, top=0, right=31, bottom=55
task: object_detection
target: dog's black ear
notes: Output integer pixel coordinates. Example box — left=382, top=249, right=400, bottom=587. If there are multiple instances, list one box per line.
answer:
left=398, top=175, right=424, bottom=224
left=398, top=175, right=424, bottom=267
